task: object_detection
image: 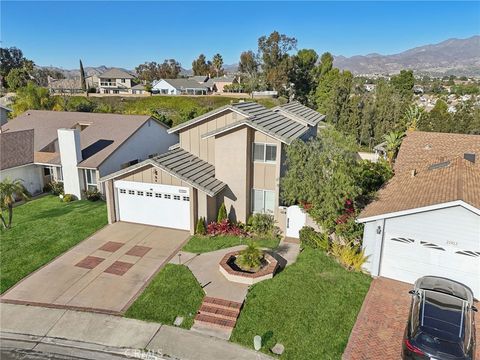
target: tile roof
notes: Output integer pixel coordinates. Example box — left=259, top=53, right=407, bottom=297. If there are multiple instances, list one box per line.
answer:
left=394, top=131, right=480, bottom=175
left=358, top=157, right=480, bottom=220
left=161, top=78, right=209, bottom=90
left=274, top=101, right=326, bottom=126
left=101, top=148, right=226, bottom=196
left=0, top=129, right=34, bottom=170
left=1, top=110, right=155, bottom=169
left=99, top=68, right=134, bottom=79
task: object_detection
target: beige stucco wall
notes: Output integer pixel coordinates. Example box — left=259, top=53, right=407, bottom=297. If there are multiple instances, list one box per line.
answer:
left=179, top=110, right=246, bottom=164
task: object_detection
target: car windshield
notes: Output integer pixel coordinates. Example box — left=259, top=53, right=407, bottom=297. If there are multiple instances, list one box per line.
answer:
left=415, top=290, right=467, bottom=357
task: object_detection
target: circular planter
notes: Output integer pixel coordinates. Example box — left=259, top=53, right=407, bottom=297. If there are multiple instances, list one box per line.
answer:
left=219, top=251, right=278, bottom=285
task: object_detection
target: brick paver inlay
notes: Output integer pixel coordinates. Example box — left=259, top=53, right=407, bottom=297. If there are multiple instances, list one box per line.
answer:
left=75, top=256, right=105, bottom=270
left=104, top=261, right=134, bottom=276
left=98, top=241, right=124, bottom=252
left=125, top=245, right=152, bottom=257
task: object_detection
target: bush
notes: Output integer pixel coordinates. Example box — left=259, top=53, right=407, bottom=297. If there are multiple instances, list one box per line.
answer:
left=44, top=181, right=64, bottom=196
left=248, top=213, right=275, bottom=235
left=299, top=226, right=329, bottom=251
left=195, top=217, right=206, bottom=235
left=235, top=242, right=264, bottom=272
left=334, top=217, right=364, bottom=244
left=62, top=194, right=77, bottom=202
left=207, top=219, right=247, bottom=237
left=84, top=188, right=102, bottom=201
left=217, top=203, right=228, bottom=222
left=329, top=241, right=367, bottom=272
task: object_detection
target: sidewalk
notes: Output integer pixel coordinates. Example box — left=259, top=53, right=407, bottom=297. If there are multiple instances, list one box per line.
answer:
left=0, top=303, right=272, bottom=360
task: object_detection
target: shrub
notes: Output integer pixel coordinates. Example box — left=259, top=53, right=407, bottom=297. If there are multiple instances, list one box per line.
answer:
left=44, top=181, right=64, bottom=196
left=334, top=217, right=364, bottom=244
left=329, top=241, right=367, bottom=272
left=217, top=203, right=228, bottom=222
left=249, top=213, right=275, bottom=235
left=207, top=219, right=247, bottom=237
left=299, top=226, right=329, bottom=251
left=235, top=242, right=264, bottom=272
left=62, top=194, right=77, bottom=202
left=84, top=188, right=102, bottom=201
left=195, top=217, right=206, bottom=235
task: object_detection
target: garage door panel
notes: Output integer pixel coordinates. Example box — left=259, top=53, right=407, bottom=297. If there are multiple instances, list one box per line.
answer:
left=115, top=180, right=190, bottom=231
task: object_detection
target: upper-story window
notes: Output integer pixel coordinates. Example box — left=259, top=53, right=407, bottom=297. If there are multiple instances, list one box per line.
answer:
left=121, top=78, right=125, bottom=83
left=253, top=143, right=277, bottom=163
left=84, top=169, right=97, bottom=191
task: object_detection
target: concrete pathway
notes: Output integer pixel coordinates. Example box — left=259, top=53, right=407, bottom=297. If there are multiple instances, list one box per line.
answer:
left=1, top=223, right=189, bottom=314
left=0, top=303, right=273, bottom=360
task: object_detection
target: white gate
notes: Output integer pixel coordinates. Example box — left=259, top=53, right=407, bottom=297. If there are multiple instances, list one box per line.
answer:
left=286, top=205, right=307, bottom=238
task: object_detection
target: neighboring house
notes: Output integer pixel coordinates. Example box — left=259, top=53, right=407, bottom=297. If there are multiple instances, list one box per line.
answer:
left=0, top=110, right=177, bottom=199
left=358, top=131, right=480, bottom=297
left=0, top=129, right=43, bottom=195
left=1, top=105, right=12, bottom=126
left=98, top=68, right=136, bottom=94
left=48, top=76, right=97, bottom=94
left=211, top=75, right=236, bottom=93
left=100, top=101, right=326, bottom=235
left=151, top=79, right=209, bottom=95
left=131, top=84, right=147, bottom=95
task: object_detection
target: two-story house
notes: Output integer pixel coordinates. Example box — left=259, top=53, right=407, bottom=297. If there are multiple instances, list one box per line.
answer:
left=100, top=101, right=325, bottom=235
left=98, top=68, right=139, bottom=94
left=1, top=110, right=177, bottom=198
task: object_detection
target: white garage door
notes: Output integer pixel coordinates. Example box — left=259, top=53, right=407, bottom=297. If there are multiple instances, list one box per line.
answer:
left=381, top=234, right=480, bottom=297
left=115, top=180, right=190, bottom=230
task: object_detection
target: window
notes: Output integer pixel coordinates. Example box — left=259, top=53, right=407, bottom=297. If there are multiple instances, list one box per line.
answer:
left=146, top=192, right=153, bottom=197
left=137, top=191, right=144, bottom=196
left=121, top=79, right=125, bottom=83
left=120, top=189, right=126, bottom=194
left=155, top=193, right=162, bottom=198
left=43, top=166, right=53, bottom=176
left=253, top=143, right=277, bottom=163
left=251, top=189, right=275, bottom=214
left=56, top=167, right=63, bottom=182
left=128, top=190, right=135, bottom=195
left=164, top=194, right=171, bottom=199
left=84, top=169, right=97, bottom=191
left=173, top=195, right=181, bottom=200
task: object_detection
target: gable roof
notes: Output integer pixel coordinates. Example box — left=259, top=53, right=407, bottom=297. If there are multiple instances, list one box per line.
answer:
left=160, top=78, right=209, bottom=90
left=101, top=148, right=226, bottom=196
left=211, top=75, right=236, bottom=83
left=0, top=129, right=34, bottom=170
left=99, top=68, right=134, bottom=79
left=358, top=157, right=480, bottom=221
left=169, top=101, right=322, bottom=144
left=274, top=101, right=326, bottom=126
left=1, top=110, right=157, bottom=169
left=189, top=75, right=209, bottom=83
left=394, top=131, right=480, bottom=175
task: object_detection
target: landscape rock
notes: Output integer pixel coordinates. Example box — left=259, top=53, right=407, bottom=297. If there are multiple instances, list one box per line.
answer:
left=271, top=343, right=285, bottom=355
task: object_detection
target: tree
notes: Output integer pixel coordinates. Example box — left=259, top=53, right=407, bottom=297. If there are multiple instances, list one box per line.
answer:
left=135, top=61, right=161, bottom=82
left=0, top=47, right=34, bottom=88
left=0, top=178, right=30, bottom=229
left=281, top=127, right=360, bottom=230
left=238, top=50, right=260, bottom=93
left=318, top=52, right=334, bottom=78
left=419, top=99, right=451, bottom=132
left=403, top=105, right=423, bottom=131
left=211, top=53, right=224, bottom=77
left=135, top=59, right=181, bottom=81
left=12, top=82, right=55, bottom=116
left=192, top=54, right=211, bottom=76
left=289, top=49, right=318, bottom=104
left=5, top=68, right=30, bottom=90
left=79, top=59, right=87, bottom=91
left=383, top=131, right=405, bottom=166
left=158, top=59, right=181, bottom=79
left=391, top=70, right=414, bottom=99
left=257, top=31, right=297, bottom=91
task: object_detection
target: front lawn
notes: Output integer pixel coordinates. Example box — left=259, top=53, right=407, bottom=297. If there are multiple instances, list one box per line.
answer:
left=182, top=235, right=280, bottom=254
left=0, top=195, right=107, bottom=294
left=125, top=264, right=204, bottom=329
left=230, top=248, right=371, bottom=359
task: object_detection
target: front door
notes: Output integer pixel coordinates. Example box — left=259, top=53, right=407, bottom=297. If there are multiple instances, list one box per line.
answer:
left=286, top=205, right=307, bottom=238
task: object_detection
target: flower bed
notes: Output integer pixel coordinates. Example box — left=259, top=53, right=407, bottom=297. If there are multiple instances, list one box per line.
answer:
left=219, top=251, right=278, bottom=285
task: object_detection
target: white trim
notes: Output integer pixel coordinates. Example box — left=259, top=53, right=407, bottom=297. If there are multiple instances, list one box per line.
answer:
left=357, top=200, right=480, bottom=223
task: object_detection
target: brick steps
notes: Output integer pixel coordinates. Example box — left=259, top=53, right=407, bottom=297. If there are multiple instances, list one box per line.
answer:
left=194, top=296, right=243, bottom=330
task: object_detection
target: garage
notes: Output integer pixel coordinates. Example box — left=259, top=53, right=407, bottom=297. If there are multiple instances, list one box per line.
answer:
left=114, top=180, right=190, bottom=230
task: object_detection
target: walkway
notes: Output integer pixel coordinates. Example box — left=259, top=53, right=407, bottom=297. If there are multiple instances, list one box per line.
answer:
left=0, top=303, right=273, bottom=360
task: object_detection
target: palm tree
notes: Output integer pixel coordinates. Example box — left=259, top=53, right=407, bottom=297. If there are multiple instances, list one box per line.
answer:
left=404, top=105, right=423, bottom=131
left=383, top=131, right=405, bottom=166
left=0, top=178, right=30, bottom=229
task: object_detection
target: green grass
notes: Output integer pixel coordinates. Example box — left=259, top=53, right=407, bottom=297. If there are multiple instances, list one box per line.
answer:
left=124, top=264, right=204, bottom=329
left=0, top=195, right=107, bottom=294
left=60, top=96, right=284, bottom=127
left=230, top=248, right=372, bottom=360
left=182, top=235, right=280, bottom=254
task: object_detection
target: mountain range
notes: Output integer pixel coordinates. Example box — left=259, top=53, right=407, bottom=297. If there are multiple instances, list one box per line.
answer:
left=44, top=35, right=480, bottom=79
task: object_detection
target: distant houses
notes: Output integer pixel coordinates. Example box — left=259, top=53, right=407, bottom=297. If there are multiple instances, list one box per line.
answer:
left=152, top=79, right=209, bottom=95
left=98, top=68, right=147, bottom=95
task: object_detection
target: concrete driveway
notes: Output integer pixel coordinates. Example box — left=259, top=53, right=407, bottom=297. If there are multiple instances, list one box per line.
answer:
left=343, top=277, right=480, bottom=360
left=1, top=222, right=189, bottom=314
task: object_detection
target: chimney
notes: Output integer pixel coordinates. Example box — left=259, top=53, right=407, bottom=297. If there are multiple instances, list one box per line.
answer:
left=464, top=153, right=476, bottom=164
left=410, top=169, right=417, bottom=177
left=58, top=128, right=83, bottom=199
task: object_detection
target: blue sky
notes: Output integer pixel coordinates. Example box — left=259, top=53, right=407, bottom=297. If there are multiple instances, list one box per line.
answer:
left=1, top=1, right=479, bottom=69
